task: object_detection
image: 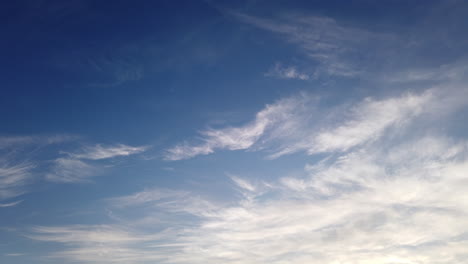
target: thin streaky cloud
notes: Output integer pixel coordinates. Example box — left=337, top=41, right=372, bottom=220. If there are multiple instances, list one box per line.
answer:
left=0, top=134, right=77, bottom=149
left=46, top=144, right=148, bottom=182
left=165, top=88, right=438, bottom=160
left=26, top=84, right=468, bottom=263
left=108, top=188, right=189, bottom=208
left=164, top=94, right=312, bottom=160
left=0, top=162, right=34, bottom=200
left=4, top=253, right=25, bottom=257
left=265, top=62, right=310, bottom=80
left=67, top=144, right=148, bottom=160
left=232, top=12, right=387, bottom=77
left=0, top=199, right=23, bottom=208
left=45, top=158, right=98, bottom=183
left=229, top=175, right=256, bottom=192
left=30, top=135, right=468, bottom=263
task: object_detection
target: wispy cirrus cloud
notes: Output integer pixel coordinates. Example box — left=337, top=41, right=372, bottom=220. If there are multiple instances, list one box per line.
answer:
left=27, top=225, right=176, bottom=263
left=233, top=12, right=388, bottom=78
left=164, top=94, right=311, bottom=160
left=66, top=144, right=148, bottom=160
left=108, top=188, right=189, bottom=208
left=0, top=200, right=23, bottom=208
left=172, top=137, right=468, bottom=264
left=0, top=134, right=80, bottom=201
left=265, top=62, right=310, bottom=80
left=165, top=87, right=438, bottom=160
left=0, top=134, right=77, bottom=149
left=45, top=158, right=98, bottom=183
left=0, top=162, right=34, bottom=200
left=30, top=132, right=468, bottom=263
left=47, top=144, right=148, bottom=183
left=30, top=85, right=468, bottom=263
left=0, top=136, right=149, bottom=185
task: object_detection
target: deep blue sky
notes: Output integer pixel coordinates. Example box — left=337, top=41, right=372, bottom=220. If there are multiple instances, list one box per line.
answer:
left=1, top=1, right=468, bottom=263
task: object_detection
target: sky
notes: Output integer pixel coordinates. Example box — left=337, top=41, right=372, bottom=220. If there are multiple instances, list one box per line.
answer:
left=1, top=0, right=468, bottom=263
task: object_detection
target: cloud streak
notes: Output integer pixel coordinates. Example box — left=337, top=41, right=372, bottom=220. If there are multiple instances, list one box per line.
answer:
left=165, top=88, right=436, bottom=160
left=67, top=144, right=148, bottom=160
left=233, top=12, right=391, bottom=78
left=47, top=144, right=147, bottom=183
left=31, top=85, right=468, bottom=263
left=265, top=62, right=310, bottom=80
left=0, top=162, right=34, bottom=200
left=164, top=94, right=309, bottom=160
left=0, top=200, right=23, bottom=207
left=31, top=136, right=468, bottom=264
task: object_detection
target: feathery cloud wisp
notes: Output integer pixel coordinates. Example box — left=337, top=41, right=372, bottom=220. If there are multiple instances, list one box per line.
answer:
left=265, top=62, right=310, bottom=80
left=233, top=12, right=387, bottom=78
left=165, top=89, right=436, bottom=160
left=67, top=144, right=148, bottom=160
left=0, top=200, right=23, bottom=207
left=31, top=85, right=468, bottom=263
left=47, top=144, right=148, bottom=183
left=0, top=162, right=34, bottom=200
left=30, top=136, right=468, bottom=263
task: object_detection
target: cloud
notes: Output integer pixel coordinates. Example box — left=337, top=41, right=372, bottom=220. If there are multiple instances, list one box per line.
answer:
left=229, top=175, right=256, bottom=192
left=28, top=84, right=468, bottom=263
left=0, top=200, right=23, bottom=208
left=30, top=135, right=468, bottom=263
left=164, top=94, right=310, bottom=160
left=233, top=12, right=389, bottom=78
left=108, top=188, right=189, bottom=208
left=384, top=61, right=468, bottom=83
left=27, top=225, right=175, bottom=263
left=0, top=134, right=77, bottom=149
left=0, top=134, right=78, bottom=199
left=46, top=144, right=148, bottom=182
left=165, top=88, right=437, bottom=160
left=45, top=158, right=98, bottom=183
left=265, top=62, right=309, bottom=80
left=67, top=144, right=148, bottom=160
left=4, top=253, right=25, bottom=257
left=0, top=162, right=34, bottom=200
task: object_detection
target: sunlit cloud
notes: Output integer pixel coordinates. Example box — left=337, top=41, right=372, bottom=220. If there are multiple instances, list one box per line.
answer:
left=67, top=144, right=148, bottom=160
left=165, top=88, right=438, bottom=160
left=32, top=85, right=468, bottom=263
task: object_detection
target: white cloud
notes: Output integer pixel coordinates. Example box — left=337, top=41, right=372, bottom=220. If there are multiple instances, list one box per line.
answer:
left=31, top=135, right=468, bottom=263
left=0, top=200, right=23, bottom=208
left=46, top=144, right=148, bottom=183
left=385, top=61, right=468, bottom=83
left=306, top=90, right=432, bottom=154
left=164, top=94, right=310, bottom=160
left=4, top=253, right=25, bottom=257
left=68, top=144, right=148, bottom=160
left=27, top=225, right=175, bottom=263
left=230, top=175, right=256, bottom=192
left=0, top=134, right=77, bottom=149
left=233, top=12, right=388, bottom=78
left=0, top=162, right=34, bottom=200
left=46, top=158, right=98, bottom=183
left=0, top=134, right=77, bottom=199
left=265, top=62, right=309, bottom=80
left=166, top=89, right=436, bottom=160
left=108, top=188, right=189, bottom=208
left=29, top=84, right=468, bottom=263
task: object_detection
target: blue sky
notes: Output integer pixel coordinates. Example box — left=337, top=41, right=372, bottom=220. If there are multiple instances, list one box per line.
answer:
left=2, top=0, right=468, bottom=263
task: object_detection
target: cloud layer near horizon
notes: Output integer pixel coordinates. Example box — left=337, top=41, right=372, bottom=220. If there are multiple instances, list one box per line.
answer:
left=29, top=84, right=468, bottom=264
